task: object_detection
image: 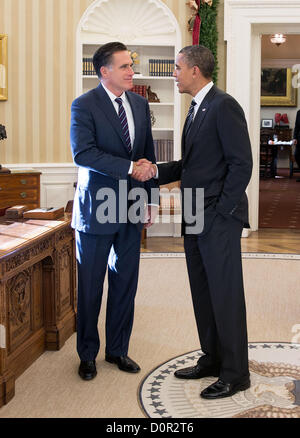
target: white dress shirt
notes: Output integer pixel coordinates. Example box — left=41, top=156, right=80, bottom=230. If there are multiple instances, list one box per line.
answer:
left=191, top=81, right=214, bottom=120
left=101, top=82, right=135, bottom=173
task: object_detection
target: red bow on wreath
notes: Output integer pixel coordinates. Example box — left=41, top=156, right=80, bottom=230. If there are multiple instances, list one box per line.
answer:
left=187, top=0, right=213, bottom=45
left=192, top=0, right=201, bottom=45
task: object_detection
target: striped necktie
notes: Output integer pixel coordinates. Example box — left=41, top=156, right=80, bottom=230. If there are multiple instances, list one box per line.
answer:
left=115, top=97, right=132, bottom=153
left=184, top=99, right=197, bottom=138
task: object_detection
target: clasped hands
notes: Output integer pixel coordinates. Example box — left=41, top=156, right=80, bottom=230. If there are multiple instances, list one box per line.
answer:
left=132, top=158, right=157, bottom=182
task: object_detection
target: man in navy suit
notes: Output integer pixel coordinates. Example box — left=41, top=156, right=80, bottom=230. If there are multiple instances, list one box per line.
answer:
left=70, top=42, right=157, bottom=380
left=143, top=45, right=253, bottom=399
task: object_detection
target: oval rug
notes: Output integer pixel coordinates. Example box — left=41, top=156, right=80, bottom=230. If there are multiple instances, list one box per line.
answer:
left=139, top=342, right=300, bottom=418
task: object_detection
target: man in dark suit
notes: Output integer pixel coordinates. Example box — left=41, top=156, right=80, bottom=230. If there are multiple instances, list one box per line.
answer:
left=70, top=42, right=157, bottom=380
left=293, top=109, right=300, bottom=181
left=144, top=45, right=253, bottom=399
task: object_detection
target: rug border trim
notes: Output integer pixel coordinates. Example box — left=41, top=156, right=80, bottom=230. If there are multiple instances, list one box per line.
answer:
left=141, top=252, right=300, bottom=260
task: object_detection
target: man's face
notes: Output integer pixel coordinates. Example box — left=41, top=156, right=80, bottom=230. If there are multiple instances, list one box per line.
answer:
left=173, top=53, right=194, bottom=95
left=100, top=51, right=134, bottom=96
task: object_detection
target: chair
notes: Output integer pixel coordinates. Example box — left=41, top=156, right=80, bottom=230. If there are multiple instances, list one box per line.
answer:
left=158, top=181, right=182, bottom=237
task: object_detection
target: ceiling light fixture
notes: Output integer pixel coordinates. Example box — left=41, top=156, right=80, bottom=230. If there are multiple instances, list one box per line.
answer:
left=270, top=33, right=287, bottom=46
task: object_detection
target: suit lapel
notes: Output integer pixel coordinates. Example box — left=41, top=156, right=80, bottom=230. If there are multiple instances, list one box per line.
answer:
left=183, top=86, right=218, bottom=162
left=94, top=83, right=130, bottom=154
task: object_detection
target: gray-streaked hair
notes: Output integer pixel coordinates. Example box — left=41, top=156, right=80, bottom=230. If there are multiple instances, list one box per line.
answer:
left=93, top=41, right=128, bottom=79
left=179, top=45, right=215, bottom=79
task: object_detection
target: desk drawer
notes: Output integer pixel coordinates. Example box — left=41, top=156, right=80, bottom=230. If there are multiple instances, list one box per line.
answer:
left=0, top=172, right=40, bottom=210
left=0, top=189, right=39, bottom=202
left=0, top=175, right=39, bottom=190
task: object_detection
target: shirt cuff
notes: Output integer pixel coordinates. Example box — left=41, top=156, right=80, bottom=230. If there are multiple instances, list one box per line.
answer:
left=128, top=161, right=133, bottom=174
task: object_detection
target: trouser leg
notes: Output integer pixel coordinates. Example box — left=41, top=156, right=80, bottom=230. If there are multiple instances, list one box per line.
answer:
left=184, top=235, right=221, bottom=366
left=75, top=231, right=114, bottom=361
left=198, top=214, right=249, bottom=383
left=105, top=223, right=142, bottom=356
left=295, top=144, right=300, bottom=168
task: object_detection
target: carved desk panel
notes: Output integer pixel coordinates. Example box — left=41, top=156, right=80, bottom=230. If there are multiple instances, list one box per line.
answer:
left=0, top=215, right=76, bottom=407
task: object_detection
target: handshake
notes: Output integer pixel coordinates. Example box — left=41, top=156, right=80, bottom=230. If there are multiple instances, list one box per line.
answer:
left=131, top=158, right=157, bottom=182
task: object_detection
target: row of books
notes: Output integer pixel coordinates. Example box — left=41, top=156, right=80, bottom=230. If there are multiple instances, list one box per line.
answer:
left=154, top=139, right=173, bottom=162
left=82, top=58, right=175, bottom=77
left=149, top=59, right=174, bottom=77
left=82, top=58, right=95, bottom=75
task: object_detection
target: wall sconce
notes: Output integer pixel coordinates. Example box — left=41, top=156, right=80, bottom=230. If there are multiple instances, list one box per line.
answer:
left=270, top=33, right=286, bottom=46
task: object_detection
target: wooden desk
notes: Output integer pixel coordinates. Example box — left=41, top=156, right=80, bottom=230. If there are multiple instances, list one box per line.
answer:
left=0, top=215, right=76, bottom=407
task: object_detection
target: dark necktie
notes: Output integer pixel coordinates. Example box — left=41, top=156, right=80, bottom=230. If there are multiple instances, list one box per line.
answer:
left=115, top=97, right=132, bottom=153
left=184, top=99, right=196, bottom=138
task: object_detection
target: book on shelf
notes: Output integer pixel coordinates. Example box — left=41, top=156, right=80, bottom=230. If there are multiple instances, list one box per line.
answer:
left=82, top=57, right=96, bottom=76
left=154, top=139, right=174, bottom=162
left=149, top=59, right=175, bottom=77
left=131, top=85, right=147, bottom=98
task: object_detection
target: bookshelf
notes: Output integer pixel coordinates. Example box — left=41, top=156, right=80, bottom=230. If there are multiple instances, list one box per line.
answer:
left=76, top=0, right=182, bottom=163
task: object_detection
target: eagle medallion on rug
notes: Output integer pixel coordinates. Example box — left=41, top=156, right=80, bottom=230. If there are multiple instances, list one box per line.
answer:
left=139, top=342, right=300, bottom=418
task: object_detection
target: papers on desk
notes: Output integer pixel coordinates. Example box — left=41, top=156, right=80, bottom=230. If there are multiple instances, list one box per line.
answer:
left=268, top=140, right=293, bottom=145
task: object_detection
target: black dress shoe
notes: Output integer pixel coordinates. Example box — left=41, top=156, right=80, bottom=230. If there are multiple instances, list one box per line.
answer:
left=105, top=354, right=141, bottom=373
left=200, top=377, right=251, bottom=399
left=78, top=360, right=97, bottom=380
left=174, top=363, right=220, bottom=379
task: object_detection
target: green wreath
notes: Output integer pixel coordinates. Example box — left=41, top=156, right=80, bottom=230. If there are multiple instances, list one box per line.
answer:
left=197, top=0, right=219, bottom=84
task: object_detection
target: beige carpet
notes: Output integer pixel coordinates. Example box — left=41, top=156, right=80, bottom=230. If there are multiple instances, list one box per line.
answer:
left=0, top=253, right=299, bottom=418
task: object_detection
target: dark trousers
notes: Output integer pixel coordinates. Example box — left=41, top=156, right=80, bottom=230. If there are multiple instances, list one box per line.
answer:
left=184, top=213, right=249, bottom=384
left=75, top=224, right=141, bottom=361
left=295, top=143, right=300, bottom=169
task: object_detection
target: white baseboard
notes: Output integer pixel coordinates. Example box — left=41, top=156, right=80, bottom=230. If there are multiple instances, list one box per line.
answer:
left=242, top=228, right=251, bottom=238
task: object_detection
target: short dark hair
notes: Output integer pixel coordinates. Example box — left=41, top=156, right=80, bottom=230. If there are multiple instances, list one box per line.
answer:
left=93, top=42, right=128, bottom=79
left=179, top=45, right=215, bottom=79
